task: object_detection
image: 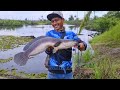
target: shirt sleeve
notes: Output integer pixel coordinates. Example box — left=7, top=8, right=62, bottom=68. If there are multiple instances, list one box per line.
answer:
left=72, top=32, right=87, bottom=50
left=46, top=31, right=50, bottom=36
left=71, top=32, right=81, bottom=42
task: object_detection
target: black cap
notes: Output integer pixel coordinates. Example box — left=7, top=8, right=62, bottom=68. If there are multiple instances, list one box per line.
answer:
left=47, top=11, right=63, bottom=21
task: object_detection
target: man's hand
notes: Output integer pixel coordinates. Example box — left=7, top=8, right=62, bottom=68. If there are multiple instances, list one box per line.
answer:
left=46, top=46, right=54, bottom=52
left=45, top=46, right=54, bottom=55
left=78, top=43, right=86, bottom=51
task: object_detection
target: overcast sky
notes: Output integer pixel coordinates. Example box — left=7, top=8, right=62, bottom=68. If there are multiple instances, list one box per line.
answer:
left=0, top=11, right=108, bottom=20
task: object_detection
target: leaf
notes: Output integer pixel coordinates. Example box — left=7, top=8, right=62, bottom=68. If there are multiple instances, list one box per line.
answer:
left=78, top=11, right=92, bottom=34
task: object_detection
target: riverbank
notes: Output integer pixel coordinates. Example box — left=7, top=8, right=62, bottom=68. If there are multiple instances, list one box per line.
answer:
left=74, top=21, right=120, bottom=79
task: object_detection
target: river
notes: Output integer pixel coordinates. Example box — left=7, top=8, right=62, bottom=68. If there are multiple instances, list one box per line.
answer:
left=0, top=25, right=97, bottom=74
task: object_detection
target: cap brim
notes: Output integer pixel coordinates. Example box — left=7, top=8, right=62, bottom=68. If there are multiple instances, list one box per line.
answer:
left=47, top=13, right=62, bottom=21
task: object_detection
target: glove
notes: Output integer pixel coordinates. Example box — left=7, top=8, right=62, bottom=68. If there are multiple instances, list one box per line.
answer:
left=45, top=46, right=54, bottom=55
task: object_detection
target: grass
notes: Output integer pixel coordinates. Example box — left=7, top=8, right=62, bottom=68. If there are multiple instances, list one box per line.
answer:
left=0, top=35, right=48, bottom=79
left=90, top=21, right=120, bottom=47
left=0, top=57, right=13, bottom=63
left=73, top=21, right=120, bottom=79
left=82, top=49, right=93, bottom=63
left=0, top=69, right=47, bottom=79
left=74, top=47, right=120, bottom=79
left=0, top=35, right=33, bottom=51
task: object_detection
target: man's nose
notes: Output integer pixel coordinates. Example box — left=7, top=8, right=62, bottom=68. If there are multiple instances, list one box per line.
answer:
left=53, top=21, right=57, bottom=24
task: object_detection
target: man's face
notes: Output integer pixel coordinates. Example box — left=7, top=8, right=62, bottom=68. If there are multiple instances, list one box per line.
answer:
left=51, top=17, right=64, bottom=31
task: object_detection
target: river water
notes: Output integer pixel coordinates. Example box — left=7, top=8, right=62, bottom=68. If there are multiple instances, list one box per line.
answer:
left=0, top=25, right=97, bottom=74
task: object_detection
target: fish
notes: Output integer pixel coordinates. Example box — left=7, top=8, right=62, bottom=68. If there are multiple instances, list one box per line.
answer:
left=23, top=36, right=47, bottom=51
left=14, top=36, right=79, bottom=66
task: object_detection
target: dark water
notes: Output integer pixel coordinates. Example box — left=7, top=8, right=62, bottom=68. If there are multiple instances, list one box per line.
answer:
left=0, top=25, right=97, bottom=74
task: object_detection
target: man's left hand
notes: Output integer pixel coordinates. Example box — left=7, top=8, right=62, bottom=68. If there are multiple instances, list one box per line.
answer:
left=78, top=43, right=85, bottom=51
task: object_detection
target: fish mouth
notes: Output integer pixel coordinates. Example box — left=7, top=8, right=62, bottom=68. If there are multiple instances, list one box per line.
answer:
left=73, top=42, right=79, bottom=48
left=74, top=44, right=78, bottom=48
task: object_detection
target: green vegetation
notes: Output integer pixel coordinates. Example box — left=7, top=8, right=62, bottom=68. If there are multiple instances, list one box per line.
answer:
left=0, top=57, right=13, bottom=63
left=0, top=35, right=48, bottom=79
left=82, top=49, right=93, bottom=63
left=79, top=11, right=92, bottom=34
left=90, top=21, right=120, bottom=47
left=0, top=69, right=47, bottom=79
left=0, top=19, right=51, bottom=30
left=0, top=19, right=24, bottom=26
left=0, top=35, right=33, bottom=51
left=65, top=19, right=82, bottom=26
left=73, top=49, right=93, bottom=69
left=0, top=36, right=47, bottom=79
left=85, top=11, right=120, bottom=33
left=73, top=19, right=120, bottom=79
left=1, top=11, right=120, bottom=79
left=73, top=14, right=120, bottom=78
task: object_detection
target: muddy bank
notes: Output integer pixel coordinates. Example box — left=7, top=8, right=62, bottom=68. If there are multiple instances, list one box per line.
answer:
left=92, top=44, right=120, bottom=59
left=0, top=69, right=47, bottom=79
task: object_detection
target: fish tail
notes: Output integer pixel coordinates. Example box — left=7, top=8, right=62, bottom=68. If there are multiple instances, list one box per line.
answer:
left=14, top=52, right=29, bottom=66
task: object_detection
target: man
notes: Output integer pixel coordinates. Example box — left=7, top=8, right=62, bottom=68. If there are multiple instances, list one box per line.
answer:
left=45, top=11, right=87, bottom=79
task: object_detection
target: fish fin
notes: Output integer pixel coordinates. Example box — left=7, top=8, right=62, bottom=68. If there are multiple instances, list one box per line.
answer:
left=54, top=41, right=62, bottom=47
left=53, top=47, right=59, bottom=53
left=23, top=36, right=46, bottom=51
left=29, top=56, right=34, bottom=59
left=14, top=52, right=29, bottom=66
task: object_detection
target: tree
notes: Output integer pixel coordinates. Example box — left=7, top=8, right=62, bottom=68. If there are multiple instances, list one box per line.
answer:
left=104, top=11, right=120, bottom=18
left=78, top=11, right=92, bottom=34
left=68, top=15, right=74, bottom=21
left=25, top=18, right=28, bottom=21
left=41, top=16, right=43, bottom=21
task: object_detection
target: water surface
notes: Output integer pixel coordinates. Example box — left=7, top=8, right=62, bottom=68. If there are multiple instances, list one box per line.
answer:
left=0, top=25, right=97, bottom=74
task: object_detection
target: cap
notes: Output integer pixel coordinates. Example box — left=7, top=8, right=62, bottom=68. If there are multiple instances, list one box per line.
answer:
left=47, top=11, right=63, bottom=21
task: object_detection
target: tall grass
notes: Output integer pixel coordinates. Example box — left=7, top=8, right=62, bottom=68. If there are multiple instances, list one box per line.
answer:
left=91, top=57, right=120, bottom=79
left=73, top=21, right=120, bottom=79
left=90, top=21, right=120, bottom=46
left=82, top=49, right=93, bottom=63
left=74, top=52, right=120, bottom=79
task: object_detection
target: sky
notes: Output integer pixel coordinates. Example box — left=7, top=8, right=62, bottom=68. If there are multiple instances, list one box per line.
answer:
left=0, top=11, right=108, bottom=20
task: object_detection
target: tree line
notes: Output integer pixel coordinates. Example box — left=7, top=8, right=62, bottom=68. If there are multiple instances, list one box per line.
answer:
left=85, top=11, right=120, bottom=33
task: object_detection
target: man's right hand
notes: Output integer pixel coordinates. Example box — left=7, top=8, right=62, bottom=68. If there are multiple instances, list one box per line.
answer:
left=45, top=46, right=54, bottom=55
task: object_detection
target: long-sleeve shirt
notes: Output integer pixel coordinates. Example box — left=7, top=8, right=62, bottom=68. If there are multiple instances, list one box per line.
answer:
left=45, top=29, right=87, bottom=74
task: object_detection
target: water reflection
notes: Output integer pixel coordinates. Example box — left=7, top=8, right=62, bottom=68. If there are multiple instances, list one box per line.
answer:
left=68, top=25, right=79, bottom=30
left=0, top=25, right=23, bottom=30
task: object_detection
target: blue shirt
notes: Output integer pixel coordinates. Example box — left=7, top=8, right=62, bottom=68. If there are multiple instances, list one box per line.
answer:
left=45, top=29, right=86, bottom=74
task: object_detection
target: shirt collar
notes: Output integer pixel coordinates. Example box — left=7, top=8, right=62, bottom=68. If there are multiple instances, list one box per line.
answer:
left=55, top=26, right=65, bottom=33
